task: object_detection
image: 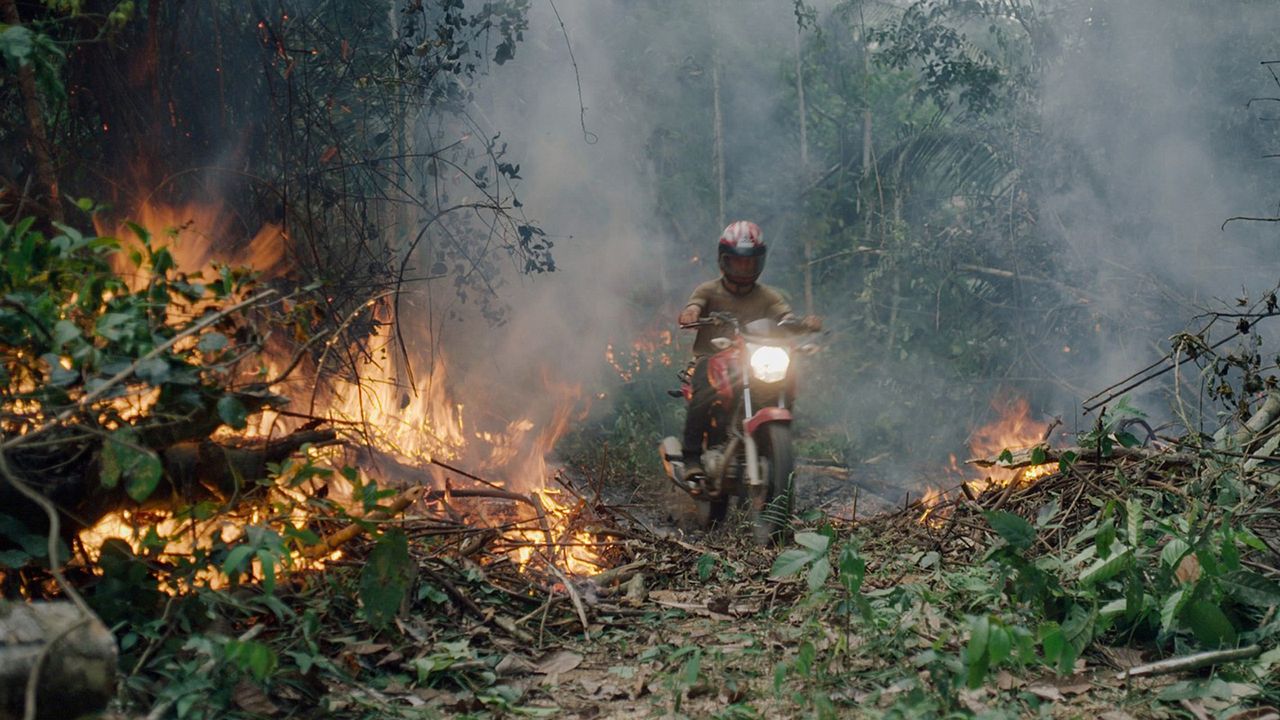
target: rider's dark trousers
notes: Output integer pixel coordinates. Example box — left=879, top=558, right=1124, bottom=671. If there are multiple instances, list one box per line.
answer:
left=683, top=356, right=716, bottom=457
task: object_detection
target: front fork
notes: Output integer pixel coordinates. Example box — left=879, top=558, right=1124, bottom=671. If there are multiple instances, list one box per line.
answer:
left=741, top=366, right=792, bottom=488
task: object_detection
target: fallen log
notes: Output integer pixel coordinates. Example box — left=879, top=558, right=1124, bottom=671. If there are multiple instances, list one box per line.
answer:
left=0, top=601, right=116, bottom=720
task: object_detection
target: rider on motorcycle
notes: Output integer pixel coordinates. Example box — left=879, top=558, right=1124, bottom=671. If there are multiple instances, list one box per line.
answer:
left=678, top=221, right=821, bottom=478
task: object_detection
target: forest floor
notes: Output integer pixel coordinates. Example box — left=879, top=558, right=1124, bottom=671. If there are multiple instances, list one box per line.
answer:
left=211, top=462, right=1275, bottom=720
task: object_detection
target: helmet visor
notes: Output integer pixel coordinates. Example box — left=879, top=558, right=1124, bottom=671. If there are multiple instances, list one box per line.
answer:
left=720, top=254, right=764, bottom=284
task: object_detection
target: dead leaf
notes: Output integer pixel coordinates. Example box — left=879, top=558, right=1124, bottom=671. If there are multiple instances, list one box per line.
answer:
left=958, top=688, right=990, bottom=714
left=233, top=679, right=279, bottom=717
left=376, top=651, right=404, bottom=668
left=1099, top=712, right=1138, bottom=720
left=1176, top=554, right=1202, bottom=584
left=1180, top=698, right=1212, bottom=720
left=535, top=650, right=584, bottom=675
left=349, top=642, right=388, bottom=655
left=1225, top=707, right=1280, bottom=720
left=496, top=653, right=535, bottom=676
left=1028, top=684, right=1064, bottom=702
left=1056, top=677, right=1094, bottom=696
left=995, top=670, right=1021, bottom=691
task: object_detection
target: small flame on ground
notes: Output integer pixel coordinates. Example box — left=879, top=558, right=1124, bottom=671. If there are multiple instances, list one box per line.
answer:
left=919, top=398, right=1056, bottom=526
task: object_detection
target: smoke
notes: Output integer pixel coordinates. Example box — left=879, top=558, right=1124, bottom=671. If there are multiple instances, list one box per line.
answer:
left=400, top=0, right=1280, bottom=492
left=1038, top=1, right=1280, bottom=417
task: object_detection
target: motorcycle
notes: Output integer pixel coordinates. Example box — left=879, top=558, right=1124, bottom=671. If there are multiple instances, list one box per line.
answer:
left=659, top=312, right=818, bottom=544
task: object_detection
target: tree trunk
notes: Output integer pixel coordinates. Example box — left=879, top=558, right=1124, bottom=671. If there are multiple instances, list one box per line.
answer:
left=0, top=0, right=62, bottom=222
left=0, top=602, right=116, bottom=720
left=711, top=48, right=726, bottom=231
left=795, top=23, right=813, bottom=316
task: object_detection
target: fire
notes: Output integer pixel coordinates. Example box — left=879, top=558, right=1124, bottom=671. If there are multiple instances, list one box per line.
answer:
left=93, top=201, right=286, bottom=291
left=79, top=199, right=608, bottom=586
left=918, top=398, right=1056, bottom=524
left=607, top=327, right=674, bottom=382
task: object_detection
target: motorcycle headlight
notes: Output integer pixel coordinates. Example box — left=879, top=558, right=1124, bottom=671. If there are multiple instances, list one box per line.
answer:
left=749, top=345, right=790, bottom=383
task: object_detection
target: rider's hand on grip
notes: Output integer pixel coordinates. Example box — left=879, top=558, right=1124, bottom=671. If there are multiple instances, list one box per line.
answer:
left=678, top=304, right=701, bottom=327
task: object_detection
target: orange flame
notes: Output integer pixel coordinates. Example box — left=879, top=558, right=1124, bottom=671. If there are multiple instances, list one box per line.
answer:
left=919, top=398, right=1056, bottom=525
left=80, top=199, right=605, bottom=582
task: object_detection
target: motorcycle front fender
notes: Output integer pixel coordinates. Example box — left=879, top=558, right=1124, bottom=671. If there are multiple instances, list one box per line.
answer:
left=745, top=406, right=792, bottom=437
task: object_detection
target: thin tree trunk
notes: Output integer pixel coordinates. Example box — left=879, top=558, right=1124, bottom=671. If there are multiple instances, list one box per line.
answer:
left=796, top=23, right=813, bottom=316
left=711, top=49, right=726, bottom=230
left=0, top=0, right=61, bottom=221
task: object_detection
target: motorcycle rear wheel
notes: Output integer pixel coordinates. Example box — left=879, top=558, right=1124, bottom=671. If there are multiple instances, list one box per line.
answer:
left=751, top=423, right=795, bottom=545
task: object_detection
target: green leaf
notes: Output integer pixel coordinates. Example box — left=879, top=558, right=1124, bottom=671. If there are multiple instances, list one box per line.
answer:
left=258, top=550, right=276, bottom=595
left=1182, top=601, right=1236, bottom=648
left=1115, top=431, right=1141, bottom=448
left=222, top=545, right=255, bottom=580
left=770, top=549, right=814, bottom=580
left=197, top=332, right=228, bottom=352
left=1126, top=498, right=1143, bottom=545
left=1058, top=450, right=1078, bottom=473
left=1161, top=538, right=1191, bottom=568
left=696, top=553, right=716, bottom=581
left=1080, top=545, right=1131, bottom=585
left=965, top=615, right=991, bottom=688
left=983, top=510, right=1035, bottom=551
left=794, top=531, right=830, bottom=554
left=135, top=357, right=170, bottom=385
left=359, top=529, right=413, bottom=629
left=807, top=557, right=831, bottom=591
left=838, top=544, right=865, bottom=595
left=1161, top=588, right=1188, bottom=634
left=1220, top=532, right=1241, bottom=572
left=101, top=428, right=163, bottom=501
left=988, top=625, right=1012, bottom=665
left=217, top=395, right=248, bottom=430
left=1221, top=570, right=1280, bottom=608
left=95, top=312, right=134, bottom=341
left=0, top=549, right=32, bottom=568
left=997, top=449, right=1013, bottom=464
left=1030, top=446, right=1047, bottom=464
left=1039, top=623, right=1065, bottom=668
left=1096, top=519, right=1116, bottom=558
left=679, top=650, right=701, bottom=685
left=52, top=319, right=80, bottom=350
left=417, top=583, right=448, bottom=604
left=1100, top=598, right=1128, bottom=619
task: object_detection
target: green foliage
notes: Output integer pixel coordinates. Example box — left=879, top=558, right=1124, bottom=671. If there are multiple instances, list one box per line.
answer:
left=359, top=528, right=414, bottom=629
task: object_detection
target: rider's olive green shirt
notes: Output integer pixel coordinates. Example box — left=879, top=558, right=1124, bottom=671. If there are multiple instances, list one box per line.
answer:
left=686, top=279, right=792, bottom=357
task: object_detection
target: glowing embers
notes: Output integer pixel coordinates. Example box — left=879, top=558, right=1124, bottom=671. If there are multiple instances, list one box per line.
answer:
left=606, top=327, right=674, bottom=382
left=918, top=398, right=1057, bottom=526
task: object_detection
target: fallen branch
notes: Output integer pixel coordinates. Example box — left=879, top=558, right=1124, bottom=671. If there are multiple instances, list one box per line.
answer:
left=1117, top=645, right=1261, bottom=680
left=304, top=485, right=426, bottom=559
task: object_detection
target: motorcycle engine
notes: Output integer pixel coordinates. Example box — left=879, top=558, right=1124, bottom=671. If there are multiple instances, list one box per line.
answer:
left=702, top=448, right=726, bottom=480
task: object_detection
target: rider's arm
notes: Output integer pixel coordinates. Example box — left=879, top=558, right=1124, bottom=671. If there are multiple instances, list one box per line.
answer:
left=679, top=282, right=714, bottom=327
left=770, top=289, right=822, bottom=331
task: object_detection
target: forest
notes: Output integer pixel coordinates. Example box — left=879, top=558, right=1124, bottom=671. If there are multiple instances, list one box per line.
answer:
left=1, top=0, right=1279, bottom=718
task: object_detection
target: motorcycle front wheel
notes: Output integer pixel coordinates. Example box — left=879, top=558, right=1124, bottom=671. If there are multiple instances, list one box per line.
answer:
left=751, top=423, right=795, bottom=546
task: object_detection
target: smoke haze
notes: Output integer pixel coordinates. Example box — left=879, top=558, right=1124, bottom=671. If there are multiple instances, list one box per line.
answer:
left=406, top=0, right=1280, bottom=491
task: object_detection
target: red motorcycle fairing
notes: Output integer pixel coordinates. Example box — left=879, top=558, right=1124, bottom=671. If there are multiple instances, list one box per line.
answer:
left=745, top=406, right=792, bottom=436
left=707, top=347, right=741, bottom=402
